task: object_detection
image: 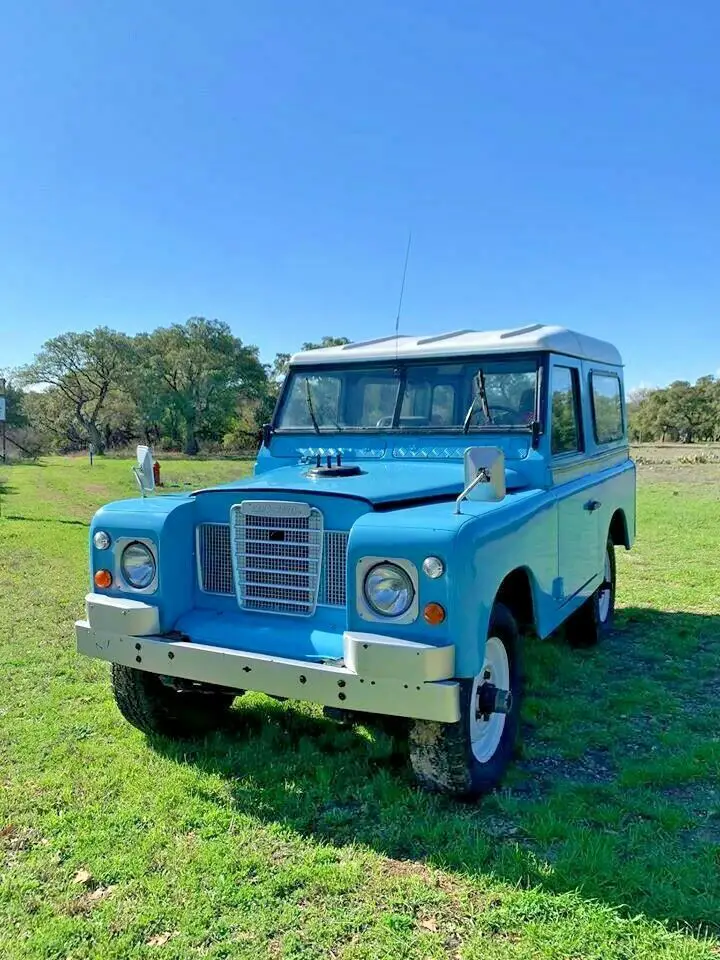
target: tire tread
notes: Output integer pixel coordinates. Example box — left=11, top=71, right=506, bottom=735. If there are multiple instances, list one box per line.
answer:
left=111, top=664, right=234, bottom=738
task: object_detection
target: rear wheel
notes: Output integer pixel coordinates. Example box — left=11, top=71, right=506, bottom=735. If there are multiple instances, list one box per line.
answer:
left=408, top=603, right=522, bottom=800
left=111, top=664, right=236, bottom=738
left=565, top=538, right=616, bottom=648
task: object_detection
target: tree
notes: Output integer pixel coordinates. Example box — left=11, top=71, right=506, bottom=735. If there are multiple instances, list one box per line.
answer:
left=628, top=375, right=720, bottom=443
left=18, top=329, right=130, bottom=453
left=692, top=375, right=720, bottom=441
left=664, top=380, right=707, bottom=443
left=269, top=352, right=292, bottom=384
left=633, top=389, right=675, bottom=442
left=21, top=387, right=86, bottom=452
left=133, top=318, right=268, bottom=455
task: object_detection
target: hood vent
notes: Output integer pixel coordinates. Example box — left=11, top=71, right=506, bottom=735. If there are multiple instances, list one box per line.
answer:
left=307, top=452, right=363, bottom=479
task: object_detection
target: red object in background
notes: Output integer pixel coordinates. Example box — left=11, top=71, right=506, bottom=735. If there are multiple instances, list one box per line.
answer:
left=153, top=460, right=161, bottom=486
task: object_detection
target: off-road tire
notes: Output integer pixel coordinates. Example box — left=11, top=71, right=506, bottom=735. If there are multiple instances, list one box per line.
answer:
left=565, top=537, right=616, bottom=648
left=111, top=664, right=236, bottom=738
left=408, top=603, right=522, bottom=800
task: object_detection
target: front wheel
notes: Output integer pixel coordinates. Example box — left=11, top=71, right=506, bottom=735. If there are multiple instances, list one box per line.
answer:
left=408, top=603, right=522, bottom=800
left=111, top=664, right=236, bottom=739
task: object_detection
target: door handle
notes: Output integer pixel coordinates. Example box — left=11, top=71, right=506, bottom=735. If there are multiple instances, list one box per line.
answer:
left=584, top=499, right=602, bottom=512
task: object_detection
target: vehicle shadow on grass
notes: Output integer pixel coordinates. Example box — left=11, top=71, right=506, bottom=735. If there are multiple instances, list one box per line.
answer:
left=150, top=607, right=720, bottom=934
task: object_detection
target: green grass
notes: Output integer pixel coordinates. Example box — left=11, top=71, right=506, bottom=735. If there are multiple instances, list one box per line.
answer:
left=1, top=455, right=719, bottom=959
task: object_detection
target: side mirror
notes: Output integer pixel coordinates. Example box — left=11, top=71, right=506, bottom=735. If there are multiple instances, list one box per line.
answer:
left=455, top=447, right=505, bottom=513
left=133, top=445, right=155, bottom=497
left=260, top=423, right=272, bottom=448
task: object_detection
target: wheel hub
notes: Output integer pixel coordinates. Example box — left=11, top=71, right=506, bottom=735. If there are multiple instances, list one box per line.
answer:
left=469, top=635, right=512, bottom=764
left=475, top=682, right=513, bottom=720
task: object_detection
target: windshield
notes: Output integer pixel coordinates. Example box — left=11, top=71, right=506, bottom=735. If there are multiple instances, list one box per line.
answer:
left=275, top=359, right=538, bottom=432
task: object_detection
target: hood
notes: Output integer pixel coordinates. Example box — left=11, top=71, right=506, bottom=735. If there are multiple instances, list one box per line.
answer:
left=194, top=461, right=523, bottom=508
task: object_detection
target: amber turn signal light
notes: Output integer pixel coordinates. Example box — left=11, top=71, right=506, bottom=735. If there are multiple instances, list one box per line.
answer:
left=423, top=602, right=446, bottom=625
left=94, top=569, right=113, bottom=589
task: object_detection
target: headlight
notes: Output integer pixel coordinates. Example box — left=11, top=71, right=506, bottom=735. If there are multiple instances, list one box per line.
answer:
left=120, top=541, right=156, bottom=589
left=363, top=562, right=415, bottom=617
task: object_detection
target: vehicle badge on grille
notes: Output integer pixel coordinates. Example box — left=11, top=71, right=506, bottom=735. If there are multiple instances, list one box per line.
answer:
left=269, top=529, right=285, bottom=542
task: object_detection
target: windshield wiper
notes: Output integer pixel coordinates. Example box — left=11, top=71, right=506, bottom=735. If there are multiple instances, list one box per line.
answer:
left=303, top=377, right=320, bottom=434
left=463, top=369, right=492, bottom=434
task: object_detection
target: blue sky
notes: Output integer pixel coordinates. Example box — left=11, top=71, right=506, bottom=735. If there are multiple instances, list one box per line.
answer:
left=1, top=1, right=719, bottom=389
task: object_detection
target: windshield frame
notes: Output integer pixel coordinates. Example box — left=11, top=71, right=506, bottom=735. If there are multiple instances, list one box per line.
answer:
left=271, top=353, right=546, bottom=437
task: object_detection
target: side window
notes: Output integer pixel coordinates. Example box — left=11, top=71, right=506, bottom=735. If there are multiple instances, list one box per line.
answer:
left=551, top=366, right=581, bottom=455
left=591, top=373, right=624, bottom=443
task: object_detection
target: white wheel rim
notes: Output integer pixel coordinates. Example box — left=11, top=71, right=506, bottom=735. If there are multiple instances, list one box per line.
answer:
left=470, top=636, right=510, bottom=763
left=597, top=549, right=612, bottom=623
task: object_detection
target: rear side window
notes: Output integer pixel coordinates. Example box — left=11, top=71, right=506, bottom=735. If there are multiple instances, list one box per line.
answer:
left=591, top=373, right=624, bottom=443
left=551, top=366, right=581, bottom=455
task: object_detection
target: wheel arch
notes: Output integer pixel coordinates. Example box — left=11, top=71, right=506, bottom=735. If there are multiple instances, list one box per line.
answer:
left=494, top=566, right=536, bottom=635
left=608, top=508, right=630, bottom=550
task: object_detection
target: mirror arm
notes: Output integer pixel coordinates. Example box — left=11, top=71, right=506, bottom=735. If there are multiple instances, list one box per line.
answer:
left=132, top=465, right=147, bottom=498
left=454, top=468, right=490, bottom=514
left=531, top=419, right=542, bottom=448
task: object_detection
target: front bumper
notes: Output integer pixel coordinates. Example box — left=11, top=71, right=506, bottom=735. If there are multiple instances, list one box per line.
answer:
left=76, top=595, right=460, bottom=723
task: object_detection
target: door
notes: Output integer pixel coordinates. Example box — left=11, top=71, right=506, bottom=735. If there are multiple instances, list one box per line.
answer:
left=550, top=363, right=600, bottom=602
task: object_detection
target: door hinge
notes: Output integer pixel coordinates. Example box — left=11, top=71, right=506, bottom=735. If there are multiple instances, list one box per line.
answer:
left=552, top=577, right=565, bottom=601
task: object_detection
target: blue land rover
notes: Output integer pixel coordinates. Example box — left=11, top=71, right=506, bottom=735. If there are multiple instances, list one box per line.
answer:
left=77, top=324, right=635, bottom=798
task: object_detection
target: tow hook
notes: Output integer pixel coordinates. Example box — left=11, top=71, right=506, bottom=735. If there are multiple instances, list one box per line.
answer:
left=476, top=682, right=513, bottom=721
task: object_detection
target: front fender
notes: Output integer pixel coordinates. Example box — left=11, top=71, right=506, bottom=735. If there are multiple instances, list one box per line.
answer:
left=346, top=503, right=472, bottom=648
left=89, top=495, right=195, bottom=632
left=452, top=490, right=557, bottom=676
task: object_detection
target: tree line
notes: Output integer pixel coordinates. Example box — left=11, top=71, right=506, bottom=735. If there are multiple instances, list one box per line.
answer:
left=627, top=378, right=720, bottom=443
left=2, top=319, right=348, bottom=456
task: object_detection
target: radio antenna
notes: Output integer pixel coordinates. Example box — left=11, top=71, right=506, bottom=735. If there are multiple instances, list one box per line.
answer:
left=394, top=231, right=412, bottom=362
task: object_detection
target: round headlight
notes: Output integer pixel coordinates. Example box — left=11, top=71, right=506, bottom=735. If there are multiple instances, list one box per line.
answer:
left=93, top=530, right=111, bottom=550
left=363, top=562, right=414, bottom=618
left=422, top=556, right=445, bottom=579
left=120, top=541, right=156, bottom=589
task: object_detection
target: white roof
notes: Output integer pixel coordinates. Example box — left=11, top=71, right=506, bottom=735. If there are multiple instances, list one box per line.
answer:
left=290, top=324, right=622, bottom=367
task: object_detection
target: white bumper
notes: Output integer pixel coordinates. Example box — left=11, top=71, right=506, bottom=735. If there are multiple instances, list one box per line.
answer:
left=76, top=595, right=459, bottom=723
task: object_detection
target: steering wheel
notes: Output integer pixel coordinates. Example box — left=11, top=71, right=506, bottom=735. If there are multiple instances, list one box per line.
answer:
left=471, top=404, right=518, bottom=425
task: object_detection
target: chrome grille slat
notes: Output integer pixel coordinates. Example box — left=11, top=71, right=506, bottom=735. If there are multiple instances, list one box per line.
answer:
left=244, top=580, right=313, bottom=593
left=230, top=502, right=324, bottom=616
left=240, top=595, right=313, bottom=608
left=197, top=521, right=347, bottom=610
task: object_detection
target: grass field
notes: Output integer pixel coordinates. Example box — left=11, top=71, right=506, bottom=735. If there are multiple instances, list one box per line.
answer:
left=1, top=453, right=719, bottom=959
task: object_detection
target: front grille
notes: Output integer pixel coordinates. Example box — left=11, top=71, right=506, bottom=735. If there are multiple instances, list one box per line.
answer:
left=319, top=531, right=349, bottom=606
left=196, top=523, right=233, bottom=594
left=197, top=520, right=348, bottom=610
left=230, top=501, right=324, bottom=615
